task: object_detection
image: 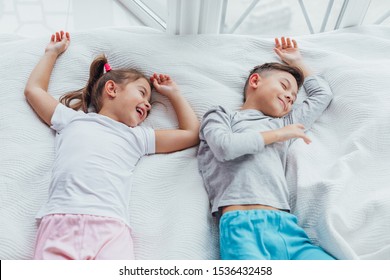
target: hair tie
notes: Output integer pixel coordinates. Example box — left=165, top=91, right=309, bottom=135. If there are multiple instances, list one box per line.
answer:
left=104, top=63, right=112, bottom=73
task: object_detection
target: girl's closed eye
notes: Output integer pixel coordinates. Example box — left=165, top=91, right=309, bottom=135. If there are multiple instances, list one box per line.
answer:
left=140, top=87, right=150, bottom=99
left=281, top=82, right=287, bottom=90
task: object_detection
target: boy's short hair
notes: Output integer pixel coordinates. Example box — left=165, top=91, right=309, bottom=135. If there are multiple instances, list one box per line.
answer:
left=243, top=63, right=304, bottom=101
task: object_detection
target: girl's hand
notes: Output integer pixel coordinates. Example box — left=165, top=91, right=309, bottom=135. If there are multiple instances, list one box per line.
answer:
left=151, top=73, right=199, bottom=153
left=150, top=73, right=180, bottom=99
left=274, top=37, right=303, bottom=66
left=45, top=31, right=70, bottom=56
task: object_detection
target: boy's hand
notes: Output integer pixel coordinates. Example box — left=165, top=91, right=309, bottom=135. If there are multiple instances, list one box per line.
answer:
left=45, top=31, right=70, bottom=56
left=274, top=37, right=312, bottom=78
left=150, top=73, right=180, bottom=99
left=274, top=37, right=303, bottom=66
left=261, top=123, right=311, bottom=145
left=277, top=123, right=311, bottom=144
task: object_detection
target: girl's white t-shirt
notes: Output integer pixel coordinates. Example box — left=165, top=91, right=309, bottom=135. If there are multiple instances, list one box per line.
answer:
left=36, top=103, right=155, bottom=226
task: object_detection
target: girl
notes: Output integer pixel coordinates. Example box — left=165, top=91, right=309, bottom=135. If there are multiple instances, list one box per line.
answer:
left=24, top=31, right=200, bottom=260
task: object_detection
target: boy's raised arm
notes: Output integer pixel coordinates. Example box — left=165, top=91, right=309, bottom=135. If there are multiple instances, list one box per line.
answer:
left=275, top=37, right=334, bottom=130
left=274, top=37, right=313, bottom=78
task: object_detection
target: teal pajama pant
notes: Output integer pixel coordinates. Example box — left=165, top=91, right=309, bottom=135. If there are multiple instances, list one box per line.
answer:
left=219, top=209, right=335, bottom=260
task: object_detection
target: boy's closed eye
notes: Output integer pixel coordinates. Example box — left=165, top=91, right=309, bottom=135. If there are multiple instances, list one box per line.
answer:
left=292, top=93, right=297, bottom=104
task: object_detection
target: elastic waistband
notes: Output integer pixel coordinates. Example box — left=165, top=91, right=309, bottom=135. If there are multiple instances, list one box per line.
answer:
left=221, top=208, right=296, bottom=222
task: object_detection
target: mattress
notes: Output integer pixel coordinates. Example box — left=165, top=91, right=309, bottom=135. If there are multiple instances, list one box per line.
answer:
left=0, top=25, right=389, bottom=259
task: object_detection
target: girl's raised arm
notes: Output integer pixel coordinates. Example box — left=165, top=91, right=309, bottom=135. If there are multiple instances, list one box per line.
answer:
left=24, top=31, right=70, bottom=126
left=151, top=74, right=200, bottom=153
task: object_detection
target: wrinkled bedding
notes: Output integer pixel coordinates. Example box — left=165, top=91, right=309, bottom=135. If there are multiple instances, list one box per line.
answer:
left=1, top=25, right=389, bottom=259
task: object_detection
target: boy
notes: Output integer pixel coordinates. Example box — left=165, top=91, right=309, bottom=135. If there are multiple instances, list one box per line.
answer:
left=197, top=37, right=335, bottom=260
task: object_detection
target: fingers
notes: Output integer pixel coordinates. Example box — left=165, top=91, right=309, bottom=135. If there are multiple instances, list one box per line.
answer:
left=150, top=73, right=171, bottom=84
left=300, top=132, right=311, bottom=144
left=150, top=73, right=158, bottom=84
left=151, top=77, right=159, bottom=89
left=302, top=136, right=312, bottom=144
left=295, top=123, right=311, bottom=144
left=281, top=37, right=286, bottom=48
left=63, top=31, right=70, bottom=41
left=287, top=38, right=292, bottom=48
left=292, top=39, right=298, bottom=48
left=159, top=74, right=170, bottom=82
left=274, top=38, right=281, bottom=49
left=274, top=36, right=297, bottom=49
left=286, top=123, right=311, bottom=144
left=51, top=30, right=70, bottom=42
left=273, top=47, right=282, bottom=57
left=150, top=74, right=158, bottom=87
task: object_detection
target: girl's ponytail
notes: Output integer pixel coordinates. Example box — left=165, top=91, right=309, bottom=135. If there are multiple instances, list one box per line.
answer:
left=60, top=54, right=149, bottom=113
left=60, top=54, right=108, bottom=113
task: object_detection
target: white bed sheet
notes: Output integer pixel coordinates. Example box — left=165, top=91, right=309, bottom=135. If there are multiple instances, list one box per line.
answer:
left=0, top=25, right=389, bottom=259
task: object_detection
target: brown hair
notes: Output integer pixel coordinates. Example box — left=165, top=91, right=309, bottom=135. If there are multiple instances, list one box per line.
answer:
left=243, top=62, right=304, bottom=101
left=60, top=54, right=150, bottom=113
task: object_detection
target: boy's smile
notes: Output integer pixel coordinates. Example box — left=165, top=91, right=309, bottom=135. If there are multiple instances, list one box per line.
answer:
left=243, top=70, right=298, bottom=118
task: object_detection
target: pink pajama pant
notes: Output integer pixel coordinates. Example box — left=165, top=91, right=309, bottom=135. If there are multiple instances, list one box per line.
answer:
left=33, top=214, right=135, bottom=260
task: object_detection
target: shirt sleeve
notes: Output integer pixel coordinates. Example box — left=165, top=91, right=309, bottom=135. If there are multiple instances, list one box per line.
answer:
left=199, top=106, right=265, bottom=162
left=50, top=103, right=85, bottom=132
left=285, top=75, right=334, bottom=129
left=134, top=126, right=156, bottom=155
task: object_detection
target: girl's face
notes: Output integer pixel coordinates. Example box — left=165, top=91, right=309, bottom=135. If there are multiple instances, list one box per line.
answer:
left=114, top=78, right=152, bottom=127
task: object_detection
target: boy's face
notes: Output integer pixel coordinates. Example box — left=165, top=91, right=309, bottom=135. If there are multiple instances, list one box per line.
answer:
left=246, top=70, right=298, bottom=117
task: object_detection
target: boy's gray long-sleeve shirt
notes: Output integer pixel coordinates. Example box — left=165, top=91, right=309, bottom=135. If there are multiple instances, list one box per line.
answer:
left=197, top=75, right=334, bottom=216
